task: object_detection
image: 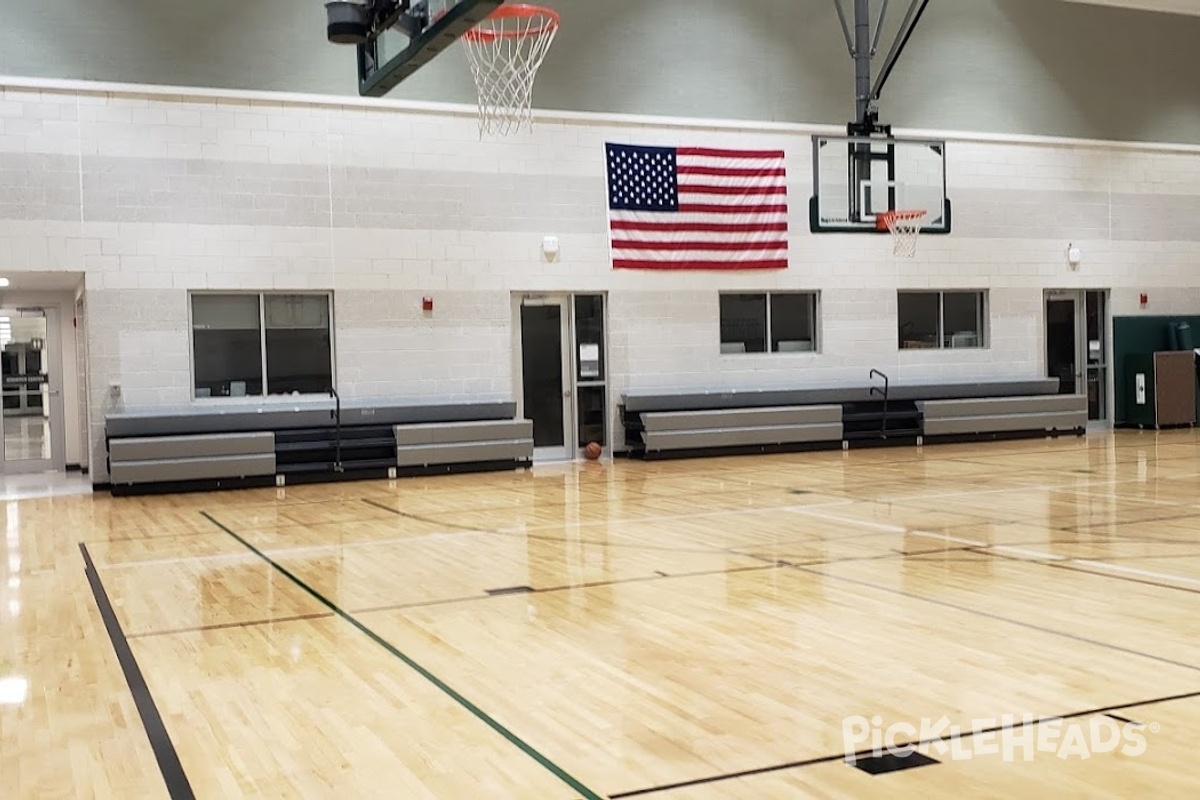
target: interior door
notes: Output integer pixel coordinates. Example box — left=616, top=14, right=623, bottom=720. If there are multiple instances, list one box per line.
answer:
left=1045, top=293, right=1083, bottom=395
left=0, top=307, right=65, bottom=474
left=518, top=296, right=573, bottom=461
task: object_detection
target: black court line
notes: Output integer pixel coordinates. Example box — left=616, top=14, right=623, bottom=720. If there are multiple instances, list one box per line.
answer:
left=786, top=563, right=1200, bottom=673
left=610, top=687, right=1200, bottom=798
left=352, top=564, right=783, bottom=616
left=364, top=497, right=494, bottom=531
left=80, top=529, right=222, bottom=544
left=131, top=564, right=786, bottom=639
left=200, top=512, right=603, bottom=800
left=1106, top=713, right=1143, bottom=726
left=364, top=497, right=796, bottom=556
left=79, top=543, right=195, bottom=800
left=1061, top=508, right=1200, bottom=530
left=362, top=484, right=834, bottom=521
left=485, top=585, right=534, bottom=596
left=128, top=611, right=336, bottom=640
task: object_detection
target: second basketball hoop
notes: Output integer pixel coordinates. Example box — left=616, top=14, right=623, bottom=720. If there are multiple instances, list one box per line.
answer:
left=462, top=4, right=560, bottom=137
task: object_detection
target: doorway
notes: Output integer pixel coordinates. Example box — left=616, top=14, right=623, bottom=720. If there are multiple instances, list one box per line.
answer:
left=0, top=307, right=66, bottom=473
left=514, top=293, right=608, bottom=462
left=1044, top=290, right=1109, bottom=423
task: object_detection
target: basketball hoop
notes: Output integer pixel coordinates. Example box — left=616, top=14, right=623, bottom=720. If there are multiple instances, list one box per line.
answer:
left=877, top=209, right=927, bottom=258
left=462, top=4, right=560, bottom=137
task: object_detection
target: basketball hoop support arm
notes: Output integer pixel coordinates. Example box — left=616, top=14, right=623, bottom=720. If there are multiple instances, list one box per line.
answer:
left=870, top=0, right=930, bottom=109
left=832, top=0, right=929, bottom=133
left=355, top=0, right=503, bottom=97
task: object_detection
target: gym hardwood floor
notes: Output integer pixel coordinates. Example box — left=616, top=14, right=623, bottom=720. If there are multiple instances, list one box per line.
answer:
left=6, top=429, right=1200, bottom=798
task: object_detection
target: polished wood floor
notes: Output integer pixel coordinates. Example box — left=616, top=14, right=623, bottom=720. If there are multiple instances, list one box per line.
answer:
left=6, top=430, right=1200, bottom=798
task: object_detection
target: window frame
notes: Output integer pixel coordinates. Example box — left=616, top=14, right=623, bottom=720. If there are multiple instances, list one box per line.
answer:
left=897, top=289, right=988, bottom=351
left=718, top=291, right=821, bottom=355
left=188, top=290, right=336, bottom=401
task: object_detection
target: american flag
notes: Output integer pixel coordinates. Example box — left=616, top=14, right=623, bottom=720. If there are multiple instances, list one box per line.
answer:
left=604, top=143, right=788, bottom=270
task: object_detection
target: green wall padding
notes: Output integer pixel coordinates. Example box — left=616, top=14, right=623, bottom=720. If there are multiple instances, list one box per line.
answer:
left=1113, top=315, right=1200, bottom=423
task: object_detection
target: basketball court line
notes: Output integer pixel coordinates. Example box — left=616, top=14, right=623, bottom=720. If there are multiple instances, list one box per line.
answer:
left=112, top=451, right=1198, bottom=795
left=910, top=530, right=1200, bottom=587
left=975, top=550, right=1200, bottom=599
left=94, top=498, right=876, bottom=574
left=126, top=544, right=989, bottom=640
left=92, top=466, right=1200, bottom=574
left=78, top=543, right=195, bottom=800
left=191, top=505, right=1199, bottom=796
left=1062, top=509, right=1200, bottom=533
left=350, top=562, right=783, bottom=616
left=607, top=688, right=1200, bottom=799
left=789, top=504, right=1200, bottom=590
left=198, top=511, right=604, bottom=800
left=1066, top=551, right=1200, bottom=562
left=95, top=465, right=1197, bottom=572
left=94, top=529, right=491, bottom=571
left=779, top=553, right=1200, bottom=673
left=126, top=611, right=337, bottom=640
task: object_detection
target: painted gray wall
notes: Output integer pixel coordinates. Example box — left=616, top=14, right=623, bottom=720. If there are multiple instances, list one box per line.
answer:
left=2, top=0, right=1199, bottom=143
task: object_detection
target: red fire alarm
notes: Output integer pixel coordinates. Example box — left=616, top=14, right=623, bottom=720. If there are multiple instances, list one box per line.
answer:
left=1140, top=293, right=1148, bottom=307
left=422, top=296, right=433, bottom=312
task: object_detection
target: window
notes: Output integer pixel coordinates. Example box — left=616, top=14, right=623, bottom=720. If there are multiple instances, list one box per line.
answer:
left=720, top=292, right=818, bottom=354
left=192, top=293, right=333, bottom=398
left=898, top=290, right=985, bottom=349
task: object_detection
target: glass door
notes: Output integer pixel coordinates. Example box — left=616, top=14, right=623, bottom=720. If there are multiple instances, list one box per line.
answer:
left=518, top=296, right=572, bottom=461
left=1085, top=290, right=1109, bottom=423
left=573, top=295, right=608, bottom=456
left=1045, top=292, right=1083, bottom=395
left=0, top=308, right=64, bottom=474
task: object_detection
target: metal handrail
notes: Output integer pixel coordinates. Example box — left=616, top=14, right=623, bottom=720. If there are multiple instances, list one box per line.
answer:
left=869, top=369, right=890, bottom=438
left=329, top=387, right=344, bottom=472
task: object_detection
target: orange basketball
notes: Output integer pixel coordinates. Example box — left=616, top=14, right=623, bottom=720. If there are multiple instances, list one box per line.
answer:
left=584, top=441, right=602, bottom=460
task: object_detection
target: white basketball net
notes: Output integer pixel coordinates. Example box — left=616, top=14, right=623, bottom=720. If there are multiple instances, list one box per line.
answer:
left=880, top=210, right=927, bottom=258
left=462, top=6, right=560, bottom=137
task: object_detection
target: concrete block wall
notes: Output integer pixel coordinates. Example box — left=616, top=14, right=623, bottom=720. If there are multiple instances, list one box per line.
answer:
left=1, top=79, right=1199, bottom=477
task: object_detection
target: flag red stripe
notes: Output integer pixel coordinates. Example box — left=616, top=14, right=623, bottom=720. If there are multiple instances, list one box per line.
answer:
left=677, top=203, right=788, bottom=214
left=677, top=166, right=787, bottom=177
left=611, top=240, right=788, bottom=252
left=676, top=147, right=785, bottom=159
left=679, top=184, right=787, bottom=196
left=610, top=221, right=789, bottom=233
left=613, top=259, right=788, bottom=270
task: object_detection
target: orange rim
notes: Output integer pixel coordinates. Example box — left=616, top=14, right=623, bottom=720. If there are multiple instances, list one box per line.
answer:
left=463, top=4, right=561, bottom=42
left=876, top=209, right=926, bottom=231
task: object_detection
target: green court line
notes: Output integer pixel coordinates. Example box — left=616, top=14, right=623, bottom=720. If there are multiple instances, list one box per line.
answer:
left=199, top=511, right=605, bottom=800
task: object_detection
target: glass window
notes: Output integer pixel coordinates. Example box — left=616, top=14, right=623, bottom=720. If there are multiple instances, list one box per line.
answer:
left=265, top=295, right=332, bottom=394
left=191, top=293, right=333, bottom=399
left=942, top=292, right=983, bottom=349
left=770, top=293, right=817, bottom=353
left=192, top=294, right=263, bottom=397
left=574, top=294, right=605, bottom=382
left=720, top=292, right=818, bottom=354
left=898, top=291, right=985, bottom=350
left=719, top=294, right=767, bottom=353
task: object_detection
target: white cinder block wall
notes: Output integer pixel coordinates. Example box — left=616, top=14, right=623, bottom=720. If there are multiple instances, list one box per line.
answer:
left=1, top=80, right=1199, bottom=479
